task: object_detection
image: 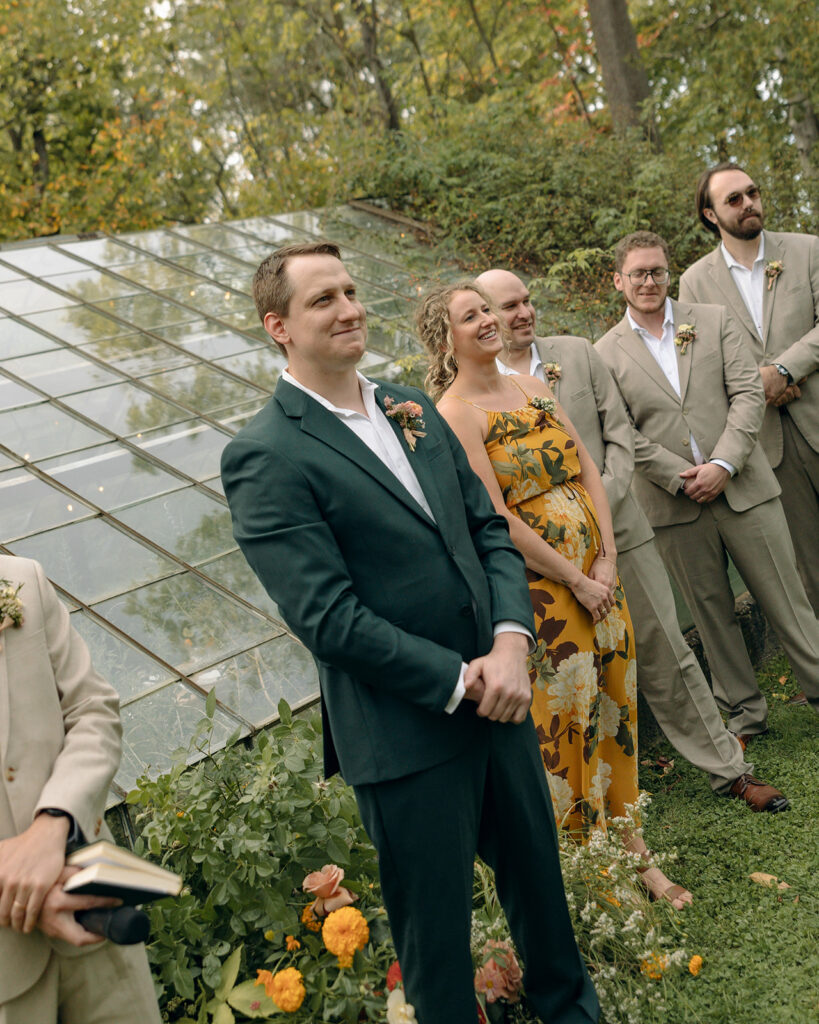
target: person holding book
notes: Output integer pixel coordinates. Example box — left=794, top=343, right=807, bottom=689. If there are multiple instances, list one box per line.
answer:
left=0, top=554, right=160, bottom=1024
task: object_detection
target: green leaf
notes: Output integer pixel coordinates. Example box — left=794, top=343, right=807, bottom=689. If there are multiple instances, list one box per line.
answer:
left=277, top=698, right=292, bottom=725
left=227, top=979, right=279, bottom=1017
left=215, top=946, right=244, bottom=1000
left=205, top=688, right=217, bottom=719
left=212, top=1004, right=235, bottom=1024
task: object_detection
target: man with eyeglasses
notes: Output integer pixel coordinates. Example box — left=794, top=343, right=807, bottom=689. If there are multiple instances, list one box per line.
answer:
left=679, top=163, right=819, bottom=627
left=476, top=266, right=782, bottom=813
left=596, top=231, right=819, bottom=776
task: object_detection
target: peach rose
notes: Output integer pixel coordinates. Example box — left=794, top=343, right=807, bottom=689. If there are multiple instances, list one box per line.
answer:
left=474, top=941, right=523, bottom=1004
left=302, top=864, right=356, bottom=916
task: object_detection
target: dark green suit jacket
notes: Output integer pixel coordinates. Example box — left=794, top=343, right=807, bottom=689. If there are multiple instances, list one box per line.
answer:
left=221, top=378, right=534, bottom=785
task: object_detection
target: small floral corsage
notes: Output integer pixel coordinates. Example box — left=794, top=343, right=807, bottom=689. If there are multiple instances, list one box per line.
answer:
left=529, top=395, right=556, bottom=416
left=0, top=579, right=24, bottom=636
left=674, top=323, right=696, bottom=355
left=384, top=396, right=426, bottom=452
left=543, top=361, right=562, bottom=385
left=765, top=260, right=783, bottom=290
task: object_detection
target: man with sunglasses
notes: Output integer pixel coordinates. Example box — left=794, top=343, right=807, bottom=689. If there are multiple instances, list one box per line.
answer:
left=596, top=231, right=819, bottom=769
left=680, top=164, right=819, bottom=626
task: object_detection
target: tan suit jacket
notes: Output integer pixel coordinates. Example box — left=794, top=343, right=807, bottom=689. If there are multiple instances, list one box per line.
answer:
left=0, top=556, right=121, bottom=1003
left=595, top=300, right=780, bottom=528
left=533, top=335, right=653, bottom=553
left=679, top=231, right=819, bottom=465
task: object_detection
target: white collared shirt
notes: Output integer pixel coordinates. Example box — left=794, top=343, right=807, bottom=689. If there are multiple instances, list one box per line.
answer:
left=627, top=299, right=734, bottom=476
left=496, top=346, right=544, bottom=381
left=281, top=369, right=532, bottom=711
left=720, top=232, right=766, bottom=339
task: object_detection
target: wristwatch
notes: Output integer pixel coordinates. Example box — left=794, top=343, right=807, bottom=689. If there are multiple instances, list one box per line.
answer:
left=774, top=363, right=793, bottom=384
left=38, top=807, right=82, bottom=846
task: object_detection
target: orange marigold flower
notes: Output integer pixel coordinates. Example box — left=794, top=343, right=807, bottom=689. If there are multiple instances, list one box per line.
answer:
left=301, top=903, right=322, bottom=932
left=285, top=934, right=301, bottom=951
left=255, top=967, right=305, bottom=1013
left=689, top=954, right=703, bottom=976
left=322, top=906, right=370, bottom=968
left=639, top=953, right=669, bottom=980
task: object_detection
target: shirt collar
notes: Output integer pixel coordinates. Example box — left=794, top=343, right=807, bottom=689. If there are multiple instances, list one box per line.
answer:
left=720, top=231, right=766, bottom=270
left=282, top=369, right=377, bottom=417
left=626, top=297, right=674, bottom=337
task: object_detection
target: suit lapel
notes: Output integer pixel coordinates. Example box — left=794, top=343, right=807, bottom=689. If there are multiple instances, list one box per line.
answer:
left=705, top=248, right=760, bottom=341
left=534, top=337, right=561, bottom=399
left=761, top=233, right=784, bottom=348
left=670, top=300, right=693, bottom=404
left=275, top=379, right=437, bottom=529
left=616, top=318, right=680, bottom=404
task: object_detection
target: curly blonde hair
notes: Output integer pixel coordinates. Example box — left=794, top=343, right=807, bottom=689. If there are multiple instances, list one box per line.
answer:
left=416, top=280, right=507, bottom=400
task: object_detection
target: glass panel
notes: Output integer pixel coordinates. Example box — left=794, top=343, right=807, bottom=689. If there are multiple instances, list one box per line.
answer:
left=197, top=549, right=280, bottom=621
left=0, top=377, right=42, bottom=411
left=37, top=443, right=186, bottom=510
left=201, top=475, right=224, bottom=497
left=118, top=229, right=204, bottom=258
left=159, top=325, right=262, bottom=361
left=2, top=320, right=61, bottom=358
left=0, top=263, right=24, bottom=283
left=212, top=348, right=285, bottom=391
left=114, top=488, right=235, bottom=564
left=61, top=382, right=189, bottom=436
left=25, top=305, right=132, bottom=343
left=0, top=404, right=109, bottom=460
left=0, top=467, right=94, bottom=539
left=346, top=255, right=418, bottom=295
left=43, top=269, right=140, bottom=301
left=136, top=419, right=230, bottom=480
left=217, top=400, right=269, bottom=431
left=94, top=572, right=276, bottom=674
left=113, top=261, right=198, bottom=290
left=117, top=682, right=243, bottom=792
left=70, top=611, right=175, bottom=701
left=79, top=335, right=194, bottom=376
left=170, top=224, right=249, bottom=250
left=1, top=247, right=82, bottom=276
left=2, top=350, right=120, bottom=396
left=270, top=211, right=323, bottom=234
left=365, top=320, right=422, bottom=358
left=57, top=238, right=147, bottom=266
left=91, top=294, right=195, bottom=330
left=0, top=279, right=78, bottom=315
left=12, top=519, right=179, bottom=604
left=142, top=364, right=265, bottom=412
left=213, top=309, right=259, bottom=331
left=0, top=453, right=19, bottom=470
left=169, top=251, right=253, bottom=281
left=161, top=282, right=254, bottom=319
left=225, top=218, right=301, bottom=245
left=193, top=635, right=317, bottom=725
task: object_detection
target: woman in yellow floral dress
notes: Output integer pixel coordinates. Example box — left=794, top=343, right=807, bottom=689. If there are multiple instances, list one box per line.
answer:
left=417, top=281, right=691, bottom=907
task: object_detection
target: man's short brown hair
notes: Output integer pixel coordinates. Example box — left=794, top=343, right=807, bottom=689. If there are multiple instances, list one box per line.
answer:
left=613, top=231, right=671, bottom=272
left=695, top=162, right=747, bottom=235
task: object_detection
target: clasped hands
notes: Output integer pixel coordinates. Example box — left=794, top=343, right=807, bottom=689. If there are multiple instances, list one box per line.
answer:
left=463, top=632, right=532, bottom=724
left=760, top=364, right=806, bottom=407
left=679, top=462, right=729, bottom=503
left=0, top=818, right=119, bottom=946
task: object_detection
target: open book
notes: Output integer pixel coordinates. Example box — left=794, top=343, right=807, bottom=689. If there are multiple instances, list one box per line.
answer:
left=65, top=841, right=182, bottom=905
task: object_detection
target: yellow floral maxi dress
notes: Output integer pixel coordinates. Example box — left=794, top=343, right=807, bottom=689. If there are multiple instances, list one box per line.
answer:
left=483, top=396, right=638, bottom=837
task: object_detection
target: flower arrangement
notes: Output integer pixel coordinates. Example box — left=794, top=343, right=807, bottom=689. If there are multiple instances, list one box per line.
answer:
left=765, top=260, right=783, bottom=290
left=0, top=579, right=24, bottom=633
left=673, top=324, right=696, bottom=356
left=384, top=396, right=427, bottom=451
left=544, top=362, right=562, bottom=385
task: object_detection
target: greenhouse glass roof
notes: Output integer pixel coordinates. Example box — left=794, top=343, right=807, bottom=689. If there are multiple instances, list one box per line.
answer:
left=0, top=203, right=461, bottom=806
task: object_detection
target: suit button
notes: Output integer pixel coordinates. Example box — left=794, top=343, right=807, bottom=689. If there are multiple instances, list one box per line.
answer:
left=448, top=545, right=456, bottom=557
left=6, top=770, right=14, bottom=782
left=459, top=604, right=472, bottom=618
left=681, top=439, right=690, bottom=446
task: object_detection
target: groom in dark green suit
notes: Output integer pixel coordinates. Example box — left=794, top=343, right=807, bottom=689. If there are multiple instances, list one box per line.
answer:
left=221, top=241, right=598, bottom=1024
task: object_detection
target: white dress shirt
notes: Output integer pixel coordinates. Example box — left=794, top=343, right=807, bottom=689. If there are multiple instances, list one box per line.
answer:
left=627, top=300, right=734, bottom=478
left=496, top=347, right=544, bottom=381
left=281, top=370, right=532, bottom=711
left=721, top=233, right=766, bottom=340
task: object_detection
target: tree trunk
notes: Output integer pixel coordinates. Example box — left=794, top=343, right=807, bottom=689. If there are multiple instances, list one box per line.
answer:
left=587, top=0, right=660, bottom=148
left=351, top=0, right=401, bottom=132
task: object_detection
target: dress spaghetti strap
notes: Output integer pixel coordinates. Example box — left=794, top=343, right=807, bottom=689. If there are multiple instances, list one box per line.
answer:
left=450, top=375, right=533, bottom=413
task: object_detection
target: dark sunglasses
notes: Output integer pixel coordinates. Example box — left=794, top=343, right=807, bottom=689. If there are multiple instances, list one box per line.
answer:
left=722, top=185, right=761, bottom=208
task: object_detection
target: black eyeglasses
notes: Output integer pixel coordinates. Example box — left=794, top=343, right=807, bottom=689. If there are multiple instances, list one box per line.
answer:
left=623, top=268, right=671, bottom=285
left=722, top=185, right=761, bottom=208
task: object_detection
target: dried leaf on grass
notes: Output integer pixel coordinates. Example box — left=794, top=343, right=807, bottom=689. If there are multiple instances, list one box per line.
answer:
left=749, top=872, right=791, bottom=890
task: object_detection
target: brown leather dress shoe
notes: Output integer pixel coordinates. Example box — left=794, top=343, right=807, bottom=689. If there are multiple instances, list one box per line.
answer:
left=729, top=774, right=789, bottom=812
left=787, top=691, right=809, bottom=706
left=733, top=729, right=769, bottom=752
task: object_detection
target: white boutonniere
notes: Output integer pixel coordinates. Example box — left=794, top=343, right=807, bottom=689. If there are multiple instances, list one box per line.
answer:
left=765, top=260, right=783, bottom=290
left=384, top=396, right=427, bottom=452
left=674, top=324, right=696, bottom=356
left=0, top=580, right=24, bottom=645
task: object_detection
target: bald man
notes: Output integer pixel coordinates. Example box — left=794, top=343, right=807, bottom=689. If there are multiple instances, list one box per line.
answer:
left=475, top=269, right=786, bottom=810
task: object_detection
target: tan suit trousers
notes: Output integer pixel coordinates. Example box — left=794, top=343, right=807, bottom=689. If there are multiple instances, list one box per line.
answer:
left=617, top=540, right=751, bottom=792
left=776, top=411, right=819, bottom=615
left=0, top=940, right=160, bottom=1024
left=653, top=496, right=819, bottom=732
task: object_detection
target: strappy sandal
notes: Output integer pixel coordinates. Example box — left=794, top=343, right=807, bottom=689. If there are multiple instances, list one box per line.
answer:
left=636, top=849, right=692, bottom=909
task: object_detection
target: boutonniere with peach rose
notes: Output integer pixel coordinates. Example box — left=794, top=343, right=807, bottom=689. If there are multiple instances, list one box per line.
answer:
left=674, top=324, right=696, bottom=356
left=543, top=361, right=562, bottom=385
left=765, top=260, right=783, bottom=290
left=384, top=396, right=426, bottom=452
left=0, top=579, right=24, bottom=641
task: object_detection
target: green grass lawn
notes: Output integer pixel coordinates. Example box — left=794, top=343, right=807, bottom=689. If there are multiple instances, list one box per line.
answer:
left=638, top=655, right=818, bottom=1024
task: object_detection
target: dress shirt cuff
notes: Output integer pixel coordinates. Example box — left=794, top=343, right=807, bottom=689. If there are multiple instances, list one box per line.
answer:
left=710, top=458, right=736, bottom=477
left=444, top=665, right=468, bottom=714
left=494, top=620, right=536, bottom=653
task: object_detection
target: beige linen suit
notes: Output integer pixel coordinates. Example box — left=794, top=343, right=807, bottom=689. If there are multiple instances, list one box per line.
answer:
left=531, top=336, right=750, bottom=790
left=596, top=301, right=819, bottom=729
left=679, top=231, right=819, bottom=611
left=0, top=555, right=159, bottom=1024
